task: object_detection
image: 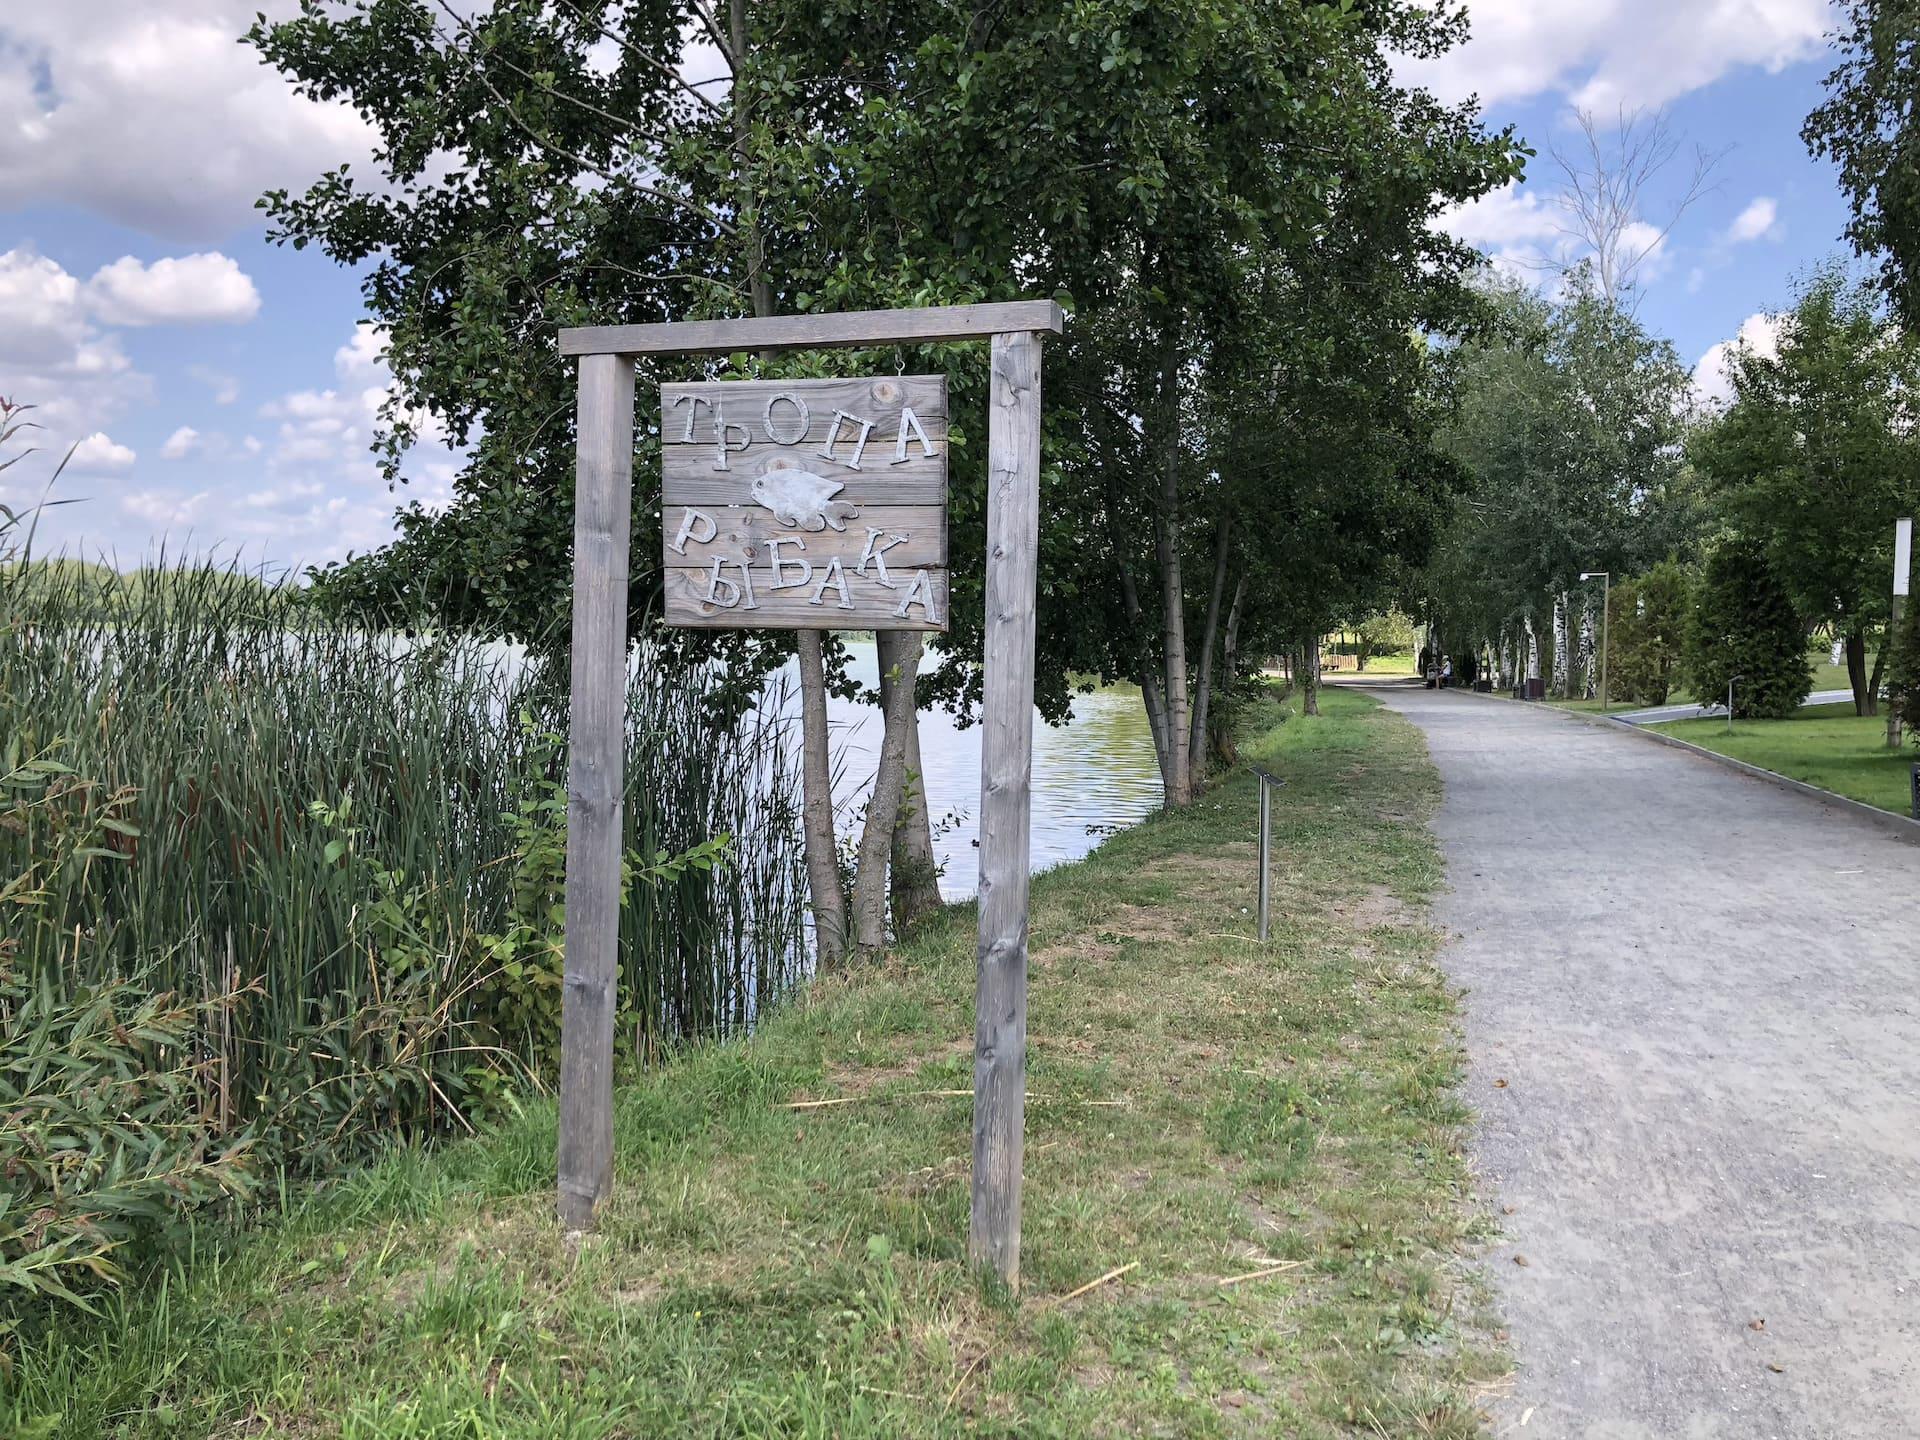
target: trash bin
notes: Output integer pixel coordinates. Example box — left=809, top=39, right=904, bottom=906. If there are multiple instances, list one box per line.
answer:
left=1525, top=678, right=1545, bottom=701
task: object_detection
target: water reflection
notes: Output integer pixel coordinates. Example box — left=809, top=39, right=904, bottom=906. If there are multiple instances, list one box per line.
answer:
left=788, top=639, right=1164, bottom=898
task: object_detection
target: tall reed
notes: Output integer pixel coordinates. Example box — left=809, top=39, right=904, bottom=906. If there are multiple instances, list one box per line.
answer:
left=0, top=551, right=809, bottom=1156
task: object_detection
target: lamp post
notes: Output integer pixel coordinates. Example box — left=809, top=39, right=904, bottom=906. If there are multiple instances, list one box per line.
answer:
left=1891, top=518, right=1911, bottom=749
left=1580, top=571, right=1611, bottom=711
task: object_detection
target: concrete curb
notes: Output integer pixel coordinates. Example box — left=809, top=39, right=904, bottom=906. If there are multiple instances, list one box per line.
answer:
left=1450, top=684, right=1920, bottom=847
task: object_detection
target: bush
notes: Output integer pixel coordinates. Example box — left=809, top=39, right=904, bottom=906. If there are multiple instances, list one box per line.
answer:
left=0, top=964, right=254, bottom=1320
left=1684, top=538, right=1812, bottom=718
left=1607, top=561, right=1694, bottom=706
left=1890, top=601, right=1920, bottom=740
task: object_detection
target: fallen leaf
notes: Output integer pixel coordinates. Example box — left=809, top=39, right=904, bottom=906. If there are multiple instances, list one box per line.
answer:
left=1749, top=1318, right=1766, bottom=1332
left=1493, top=1078, right=1509, bottom=1089
left=1767, top=1362, right=1785, bottom=1374
left=1513, top=1253, right=1531, bottom=1267
left=1502, top=1204, right=1518, bottom=1215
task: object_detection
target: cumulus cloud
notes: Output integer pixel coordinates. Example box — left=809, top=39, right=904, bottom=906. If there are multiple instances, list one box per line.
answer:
left=0, top=5, right=377, bottom=242
left=0, top=247, right=150, bottom=445
left=189, top=365, right=241, bottom=406
left=1436, top=181, right=1572, bottom=281
left=85, top=253, right=262, bottom=327
left=69, top=432, right=137, bottom=474
left=1726, top=196, right=1782, bottom=245
left=1398, top=1, right=1834, bottom=111
left=1694, top=311, right=1787, bottom=407
left=160, top=426, right=202, bottom=460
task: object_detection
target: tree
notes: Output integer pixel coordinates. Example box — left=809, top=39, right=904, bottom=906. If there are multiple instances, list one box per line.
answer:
left=1425, top=274, right=1701, bottom=692
left=1547, top=107, right=1724, bottom=313
left=1805, top=3, right=1920, bottom=329
left=1691, top=262, right=1920, bottom=715
left=1352, top=609, right=1416, bottom=672
left=1890, top=601, right=1920, bottom=736
left=1607, top=560, right=1693, bottom=706
left=1684, top=538, right=1811, bottom=719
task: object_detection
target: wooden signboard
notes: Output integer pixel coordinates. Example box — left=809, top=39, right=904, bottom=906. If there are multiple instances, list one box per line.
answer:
left=660, top=376, right=948, bottom=631
left=559, top=300, right=1062, bottom=1290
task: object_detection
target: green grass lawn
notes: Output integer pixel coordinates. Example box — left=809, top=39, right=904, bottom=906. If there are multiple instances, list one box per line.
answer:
left=1546, top=653, right=1872, bottom=716
left=10, top=689, right=1504, bottom=1439
left=1648, top=702, right=1917, bottom=816
left=1323, top=650, right=1418, bottom=678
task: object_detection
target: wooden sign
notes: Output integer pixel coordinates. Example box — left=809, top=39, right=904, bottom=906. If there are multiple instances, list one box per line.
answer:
left=660, top=376, right=948, bottom=630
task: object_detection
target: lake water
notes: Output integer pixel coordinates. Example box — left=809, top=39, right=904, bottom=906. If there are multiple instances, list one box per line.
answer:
left=792, top=639, right=1163, bottom=898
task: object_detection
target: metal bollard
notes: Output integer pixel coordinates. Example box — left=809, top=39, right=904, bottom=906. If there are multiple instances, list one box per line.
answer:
left=1252, top=767, right=1285, bottom=942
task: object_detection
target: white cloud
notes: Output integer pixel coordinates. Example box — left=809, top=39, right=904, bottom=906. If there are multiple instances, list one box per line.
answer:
left=1616, top=220, right=1673, bottom=283
left=120, top=488, right=209, bottom=529
left=69, top=432, right=137, bottom=474
left=1726, top=196, right=1781, bottom=245
left=0, top=6, right=377, bottom=242
left=0, top=247, right=146, bottom=435
left=160, top=426, right=201, bottom=460
left=189, top=365, right=241, bottom=406
left=1399, top=0, right=1834, bottom=111
left=85, top=253, right=262, bottom=327
left=1437, top=181, right=1574, bottom=282
left=1693, top=311, right=1787, bottom=407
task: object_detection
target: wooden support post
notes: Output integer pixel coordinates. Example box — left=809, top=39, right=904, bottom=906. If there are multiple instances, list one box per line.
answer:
left=970, top=329, right=1043, bottom=1287
left=558, top=352, right=635, bottom=1232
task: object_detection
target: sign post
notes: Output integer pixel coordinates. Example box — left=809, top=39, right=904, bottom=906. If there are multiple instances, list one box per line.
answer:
left=554, top=302, right=1062, bottom=1290
left=1891, top=517, right=1912, bottom=749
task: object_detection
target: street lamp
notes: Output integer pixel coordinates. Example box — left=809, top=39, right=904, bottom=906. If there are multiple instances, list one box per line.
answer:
left=1579, top=571, right=1610, bottom=711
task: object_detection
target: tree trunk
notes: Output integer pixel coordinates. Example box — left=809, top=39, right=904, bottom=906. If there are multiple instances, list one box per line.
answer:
left=1551, top=591, right=1570, bottom=698
left=1103, top=465, right=1176, bottom=797
left=1152, top=337, right=1191, bottom=807
left=1188, top=522, right=1231, bottom=781
left=1846, top=628, right=1875, bottom=716
left=1302, top=635, right=1321, bottom=716
left=877, top=629, right=942, bottom=931
left=850, top=631, right=923, bottom=957
left=725, top=13, right=849, bottom=966
left=1867, top=630, right=1888, bottom=719
left=795, top=630, right=845, bottom=966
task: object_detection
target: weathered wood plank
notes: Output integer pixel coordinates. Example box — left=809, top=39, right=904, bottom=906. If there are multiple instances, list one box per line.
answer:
left=969, top=328, right=1043, bottom=1289
left=663, top=505, right=946, bottom=570
left=660, top=375, right=949, bottom=432
left=662, top=565, right=948, bottom=631
left=561, top=300, right=1065, bottom=356
left=660, top=375, right=946, bottom=487
left=558, top=353, right=635, bottom=1233
left=664, top=472, right=949, bottom=507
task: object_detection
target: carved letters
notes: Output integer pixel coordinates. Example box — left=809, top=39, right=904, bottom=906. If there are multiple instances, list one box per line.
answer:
left=661, top=376, right=949, bottom=631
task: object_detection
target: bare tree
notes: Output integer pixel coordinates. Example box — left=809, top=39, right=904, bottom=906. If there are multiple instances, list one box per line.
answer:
left=1547, top=108, right=1726, bottom=311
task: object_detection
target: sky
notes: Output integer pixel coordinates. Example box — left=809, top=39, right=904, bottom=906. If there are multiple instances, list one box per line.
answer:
left=0, top=0, right=1861, bottom=572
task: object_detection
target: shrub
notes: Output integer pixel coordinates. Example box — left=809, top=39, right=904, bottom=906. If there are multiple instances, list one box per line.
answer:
left=1684, top=538, right=1812, bottom=718
left=1889, top=601, right=1920, bottom=740
left=1607, top=561, right=1694, bottom=706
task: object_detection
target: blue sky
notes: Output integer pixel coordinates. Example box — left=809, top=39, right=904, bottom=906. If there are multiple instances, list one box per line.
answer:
left=0, top=0, right=1861, bottom=571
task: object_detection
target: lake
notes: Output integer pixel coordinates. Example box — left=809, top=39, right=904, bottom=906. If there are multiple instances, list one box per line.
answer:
left=793, top=638, right=1163, bottom=898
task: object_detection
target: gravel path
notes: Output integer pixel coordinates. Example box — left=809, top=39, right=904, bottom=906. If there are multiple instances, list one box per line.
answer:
left=1370, top=683, right=1920, bottom=1439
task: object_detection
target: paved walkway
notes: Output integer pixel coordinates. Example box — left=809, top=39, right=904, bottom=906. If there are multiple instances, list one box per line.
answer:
left=1368, top=682, right=1920, bottom=1439
left=1615, top=688, right=1854, bottom=726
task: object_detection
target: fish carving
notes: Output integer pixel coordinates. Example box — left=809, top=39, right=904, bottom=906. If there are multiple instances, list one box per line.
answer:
left=749, top=469, right=860, bottom=532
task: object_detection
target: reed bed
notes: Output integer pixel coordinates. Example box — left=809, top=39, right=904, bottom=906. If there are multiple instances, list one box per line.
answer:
left=0, top=552, right=810, bottom=1161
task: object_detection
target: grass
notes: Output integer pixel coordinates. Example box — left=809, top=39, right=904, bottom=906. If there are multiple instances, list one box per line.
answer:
left=1323, top=650, right=1418, bottom=678
left=1546, top=654, right=1872, bottom=715
left=9, top=686, right=1503, bottom=1439
left=1647, top=702, right=1917, bottom=816
left=0, top=555, right=809, bottom=1136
